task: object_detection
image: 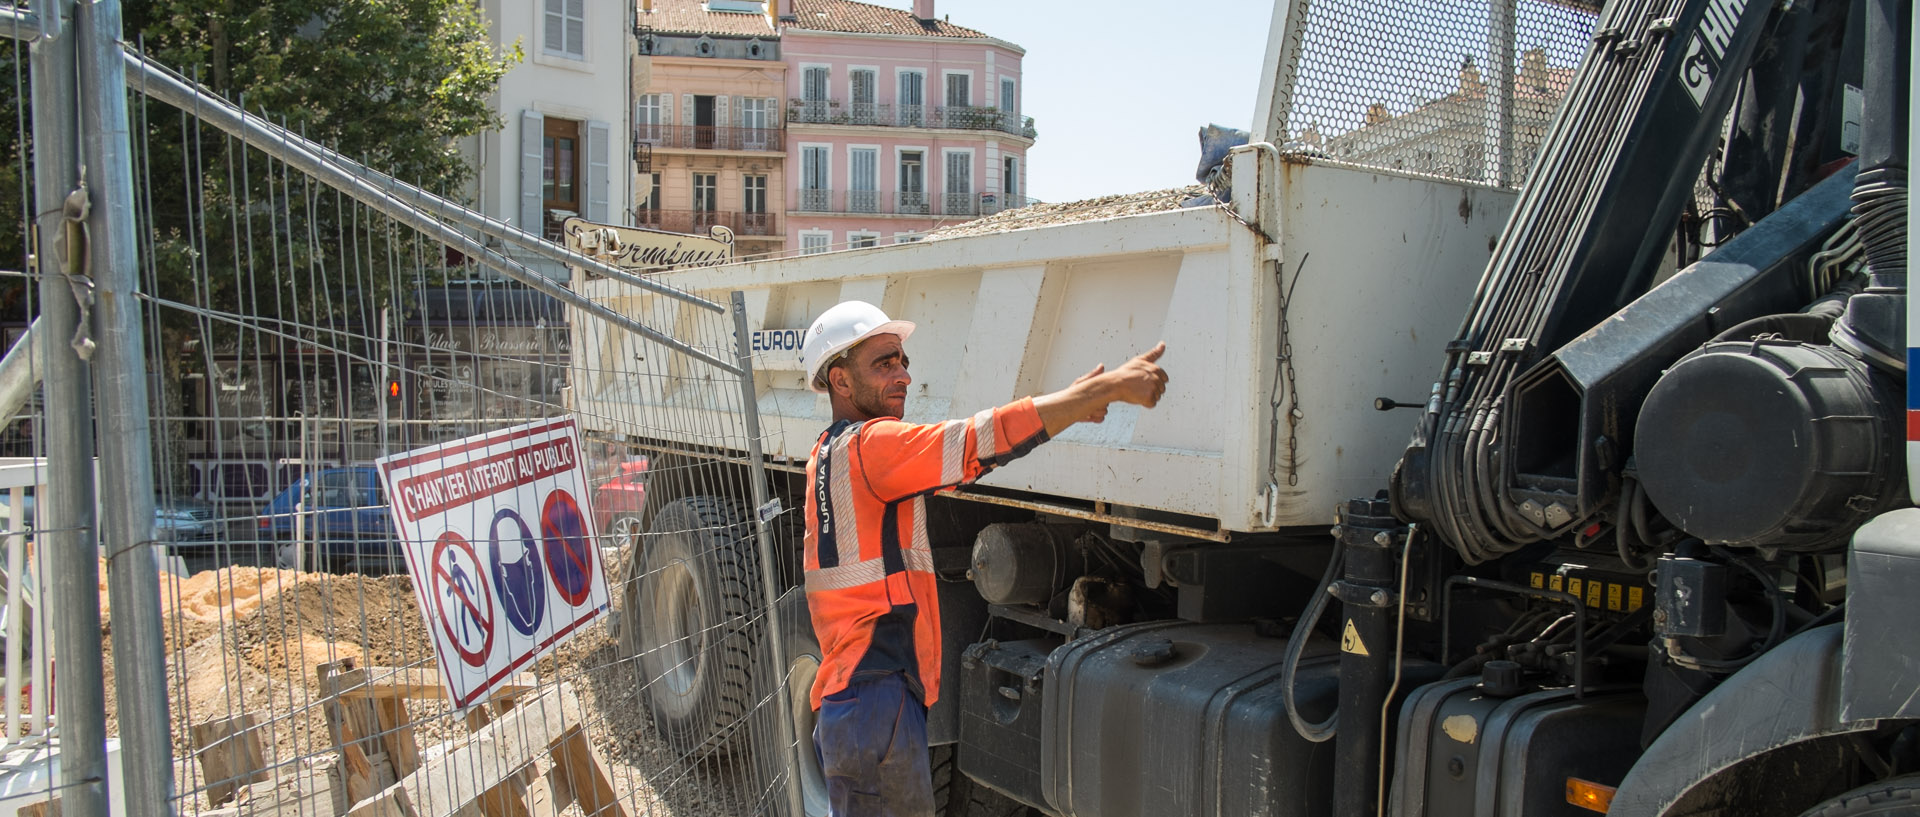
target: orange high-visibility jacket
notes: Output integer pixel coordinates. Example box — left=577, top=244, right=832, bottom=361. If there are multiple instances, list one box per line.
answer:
left=803, top=398, right=1048, bottom=710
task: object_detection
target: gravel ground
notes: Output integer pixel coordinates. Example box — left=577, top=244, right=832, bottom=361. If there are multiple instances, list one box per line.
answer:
left=100, top=562, right=765, bottom=817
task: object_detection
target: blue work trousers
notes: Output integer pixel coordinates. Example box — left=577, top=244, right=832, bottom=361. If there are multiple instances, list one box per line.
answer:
left=813, top=671, right=935, bottom=817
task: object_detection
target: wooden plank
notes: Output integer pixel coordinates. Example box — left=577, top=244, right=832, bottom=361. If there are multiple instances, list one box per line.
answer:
left=548, top=727, right=626, bottom=817
left=345, top=788, right=417, bottom=817
left=318, top=660, right=382, bottom=807
left=353, top=682, right=576, bottom=817
left=374, top=696, right=422, bottom=778
left=191, top=711, right=272, bottom=806
left=336, top=667, right=538, bottom=703
left=18, top=798, right=58, bottom=817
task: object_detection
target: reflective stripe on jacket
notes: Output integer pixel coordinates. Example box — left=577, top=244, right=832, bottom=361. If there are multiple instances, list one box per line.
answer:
left=803, top=397, right=1048, bottom=710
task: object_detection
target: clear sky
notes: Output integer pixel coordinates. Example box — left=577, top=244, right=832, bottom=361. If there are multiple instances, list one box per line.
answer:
left=864, top=0, right=1279, bottom=203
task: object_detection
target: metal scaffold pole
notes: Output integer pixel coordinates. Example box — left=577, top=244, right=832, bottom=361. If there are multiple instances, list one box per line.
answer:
left=28, top=1, right=112, bottom=814
left=78, top=0, right=173, bottom=811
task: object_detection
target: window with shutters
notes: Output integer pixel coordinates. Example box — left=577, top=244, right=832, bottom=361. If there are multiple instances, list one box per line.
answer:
left=849, top=148, right=878, bottom=213
left=800, top=232, right=830, bottom=255
left=742, top=175, right=769, bottom=234
left=542, top=117, right=582, bottom=216
left=1001, top=77, right=1017, bottom=131
left=897, top=70, right=925, bottom=126
left=693, top=173, right=718, bottom=212
left=800, top=145, right=830, bottom=211
left=850, top=232, right=879, bottom=249
left=850, top=69, right=877, bottom=123
left=800, top=66, right=830, bottom=123
left=740, top=97, right=770, bottom=130
left=637, top=172, right=662, bottom=226
left=543, top=0, right=585, bottom=60
left=1003, top=156, right=1019, bottom=203
left=945, top=72, right=970, bottom=108
left=637, top=94, right=667, bottom=142
left=944, top=150, right=972, bottom=215
left=743, top=175, right=767, bottom=213
left=898, top=150, right=925, bottom=214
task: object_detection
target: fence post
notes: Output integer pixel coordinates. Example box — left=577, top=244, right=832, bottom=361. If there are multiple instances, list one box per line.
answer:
left=78, top=0, right=174, bottom=812
left=27, top=1, right=113, bottom=814
left=728, top=291, right=803, bottom=817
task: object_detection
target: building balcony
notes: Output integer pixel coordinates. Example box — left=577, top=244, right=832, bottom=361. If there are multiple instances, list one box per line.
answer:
left=633, top=125, right=784, bottom=152
left=792, top=189, right=1029, bottom=218
left=786, top=99, right=1035, bottom=138
left=635, top=208, right=781, bottom=237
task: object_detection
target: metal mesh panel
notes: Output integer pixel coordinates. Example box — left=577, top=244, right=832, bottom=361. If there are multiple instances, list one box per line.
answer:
left=1278, top=0, right=1599, bottom=187
left=107, top=52, right=799, bottom=817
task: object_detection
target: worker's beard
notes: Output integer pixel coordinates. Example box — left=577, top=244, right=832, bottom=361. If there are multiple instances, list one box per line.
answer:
left=849, top=373, right=905, bottom=419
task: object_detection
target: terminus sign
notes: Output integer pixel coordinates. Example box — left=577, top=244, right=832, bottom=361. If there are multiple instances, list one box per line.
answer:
left=562, top=216, right=734, bottom=272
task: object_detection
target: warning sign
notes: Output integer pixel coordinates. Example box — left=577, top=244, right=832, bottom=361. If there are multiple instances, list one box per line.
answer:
left=378, top=418, right=610, bottom=707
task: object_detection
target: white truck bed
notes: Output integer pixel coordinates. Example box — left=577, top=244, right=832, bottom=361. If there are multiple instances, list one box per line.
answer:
left=570, top=156, right=1515, bottom=535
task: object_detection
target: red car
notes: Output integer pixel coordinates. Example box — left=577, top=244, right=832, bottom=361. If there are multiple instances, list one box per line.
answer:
left=593, top=457, right=649, bottom=550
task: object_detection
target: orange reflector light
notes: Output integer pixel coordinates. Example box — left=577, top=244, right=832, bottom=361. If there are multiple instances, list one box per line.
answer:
left=1566, top=778, right=1616, bottom=813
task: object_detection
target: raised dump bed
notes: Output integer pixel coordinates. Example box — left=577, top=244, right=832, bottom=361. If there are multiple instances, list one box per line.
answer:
left=570, top=156, right=1515, bottom=535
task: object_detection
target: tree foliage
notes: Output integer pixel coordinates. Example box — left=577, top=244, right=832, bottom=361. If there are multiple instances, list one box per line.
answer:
left=123, top=0, right=520, bottom=344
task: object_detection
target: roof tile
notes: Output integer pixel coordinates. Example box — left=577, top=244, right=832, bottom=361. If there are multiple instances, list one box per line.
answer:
left=637, top=0, right=778, bottom=38
left=785, top=0, right=990, bottom=39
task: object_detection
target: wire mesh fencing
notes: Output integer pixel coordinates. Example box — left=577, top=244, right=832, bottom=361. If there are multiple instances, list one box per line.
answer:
left=109, top=43, right=798, bottom=817
left=1273, top=0, right=1599, bottom=188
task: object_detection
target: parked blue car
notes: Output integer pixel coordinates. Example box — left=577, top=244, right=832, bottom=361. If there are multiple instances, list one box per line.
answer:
left=257, top=466, right=402, bottom=574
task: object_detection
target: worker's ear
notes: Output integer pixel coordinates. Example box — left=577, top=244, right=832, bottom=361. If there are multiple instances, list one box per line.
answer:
left=827, top=364, right=851, bottom=397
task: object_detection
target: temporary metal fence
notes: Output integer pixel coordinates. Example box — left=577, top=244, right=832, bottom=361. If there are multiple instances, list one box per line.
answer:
left=1268, top=0, right=1600, bottom=188
left=0, top=3, right=808, bottom=816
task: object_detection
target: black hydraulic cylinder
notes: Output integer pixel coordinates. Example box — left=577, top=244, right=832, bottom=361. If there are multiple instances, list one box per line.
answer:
left=1332, top=497, right=1403, bottom=817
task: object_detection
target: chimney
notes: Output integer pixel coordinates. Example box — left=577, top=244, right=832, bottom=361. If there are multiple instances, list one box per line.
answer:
left=777, top=0, right=794, bottom=19
left=1520, top=48, right=1549, bottom=92
left=914, top=0, right=935, bottom=20
left=641, top=0, right=651, bottom=12
left=1458, top=55, right=1484, bottom=94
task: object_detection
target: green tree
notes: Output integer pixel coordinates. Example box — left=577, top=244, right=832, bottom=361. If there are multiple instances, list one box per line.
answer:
left=125, top=0, right=521, bottom=342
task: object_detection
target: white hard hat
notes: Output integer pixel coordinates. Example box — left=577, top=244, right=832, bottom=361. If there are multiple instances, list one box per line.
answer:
left=801, top=301, right=915, bottom=393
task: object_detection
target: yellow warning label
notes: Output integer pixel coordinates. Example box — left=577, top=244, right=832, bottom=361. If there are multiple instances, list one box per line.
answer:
left=1550, top=574, right=1564, bottom=592
left=1568, top=577, right=1583, bottom=598
left=1586, top=581, right=1603, bottom=609
left=1529, top=572, right=1544, bottom=589
left=1628, top=586, right=1645, bottom=611
left=1607, top=583, right=1624, bottom=612
left=1341, top=620, right=1370, bottom=656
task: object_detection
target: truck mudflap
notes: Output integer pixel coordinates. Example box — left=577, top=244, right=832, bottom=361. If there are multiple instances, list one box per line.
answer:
left=1388, top=679, right=1643, bottom=817
left=1035, top=620, right=1345, bottom=817
left=1609, top=624, right=1866, bottom=817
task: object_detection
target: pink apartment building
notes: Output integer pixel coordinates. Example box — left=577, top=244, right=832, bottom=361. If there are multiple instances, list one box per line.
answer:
left=778, top=0, right=1033, bottom=252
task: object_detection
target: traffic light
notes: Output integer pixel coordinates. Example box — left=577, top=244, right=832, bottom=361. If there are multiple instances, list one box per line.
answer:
left=388, top=380, right=401, bottom=399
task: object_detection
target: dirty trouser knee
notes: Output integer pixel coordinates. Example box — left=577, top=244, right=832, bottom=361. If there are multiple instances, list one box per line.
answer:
left=813, top=671, right=934, bottom=817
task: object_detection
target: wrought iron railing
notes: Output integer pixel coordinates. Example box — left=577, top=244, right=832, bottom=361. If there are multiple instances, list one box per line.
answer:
left=786, top=98, right=1032, bottom=137
left=634, top=208, right=781, bottom=236
left=632, top=125, right=784, bottom=151
left=790, top=189, right=985, bottom=217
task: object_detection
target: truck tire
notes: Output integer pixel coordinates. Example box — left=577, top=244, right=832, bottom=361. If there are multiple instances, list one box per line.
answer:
left=933, top=746, right=1038, bottom=817
left=627, top=496, right=763, bottom=758
left=1798, top=774, right=1920, bottom=817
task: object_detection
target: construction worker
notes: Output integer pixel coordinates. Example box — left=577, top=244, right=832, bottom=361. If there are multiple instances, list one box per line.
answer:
left=798, top=300, right=1168, bottom=816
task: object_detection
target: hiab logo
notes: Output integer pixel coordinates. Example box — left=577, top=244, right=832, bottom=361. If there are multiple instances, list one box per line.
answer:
left=1680, top=0, right=1749, bottom=108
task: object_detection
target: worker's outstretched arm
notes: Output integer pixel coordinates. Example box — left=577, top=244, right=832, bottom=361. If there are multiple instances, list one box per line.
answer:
left=853, top=342, right=1170, bottom=502
left=1033, top=341, right=1169, bottom=437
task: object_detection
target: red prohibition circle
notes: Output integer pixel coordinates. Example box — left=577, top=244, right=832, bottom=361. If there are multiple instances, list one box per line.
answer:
left=429, top=530, right=496, bottom=669
left=540, top=488, right=597, bottom=608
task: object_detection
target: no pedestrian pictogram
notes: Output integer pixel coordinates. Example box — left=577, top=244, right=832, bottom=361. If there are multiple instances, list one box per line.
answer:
left=431, top=531, right=496, bottom=668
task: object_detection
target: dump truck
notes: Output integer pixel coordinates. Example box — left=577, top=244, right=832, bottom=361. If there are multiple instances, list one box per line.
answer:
left=573, top=0, right=1916, bottom=814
